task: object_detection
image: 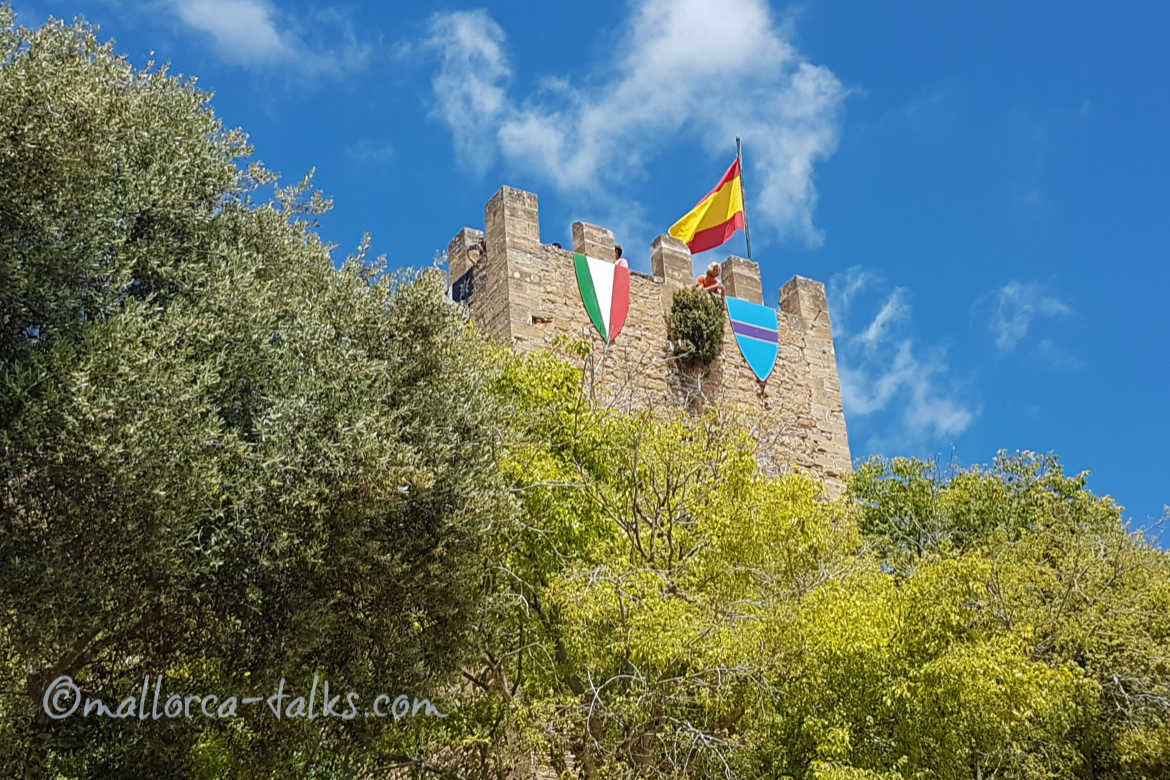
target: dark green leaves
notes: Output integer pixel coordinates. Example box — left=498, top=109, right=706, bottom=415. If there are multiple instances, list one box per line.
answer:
left=667, top=287, right=725, bottom=365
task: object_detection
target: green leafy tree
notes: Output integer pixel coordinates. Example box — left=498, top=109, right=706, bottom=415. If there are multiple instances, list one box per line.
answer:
left=0, top=9, right=510, bottom=777
left=426, top=361, right=1170, bottom=780
left=825, top=452, right=1170, bottom=778
left=667, top=288, right=725, bottom=365
left=409, top=344, right=859, bottom=778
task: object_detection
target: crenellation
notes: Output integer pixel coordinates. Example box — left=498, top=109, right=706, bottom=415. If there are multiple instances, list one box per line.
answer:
left=720, top=256, right=763, bottom=304
left=447, top=227, right=484, bottom=283
left=780, top=276, right=833, bottom=337
left=451, top=184, right=852, bottom=496
left=650, top=234, right=692, bottom=290
left=572, top=221, right=616, bottom=260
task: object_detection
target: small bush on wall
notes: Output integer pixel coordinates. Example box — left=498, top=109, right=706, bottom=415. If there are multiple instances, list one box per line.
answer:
left=668, top=288, right=725, bottom=365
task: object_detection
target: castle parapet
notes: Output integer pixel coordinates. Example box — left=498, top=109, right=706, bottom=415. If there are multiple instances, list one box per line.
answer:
left=446, top=184, right=852, bottom=495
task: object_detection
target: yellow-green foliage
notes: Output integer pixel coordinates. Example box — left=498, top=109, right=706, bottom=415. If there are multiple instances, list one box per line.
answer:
left=434, top=347, right=1170, bottom=780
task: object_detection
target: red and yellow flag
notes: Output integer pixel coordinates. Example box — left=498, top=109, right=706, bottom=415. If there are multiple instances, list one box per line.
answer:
left=668, top=158, right=745, bottom=253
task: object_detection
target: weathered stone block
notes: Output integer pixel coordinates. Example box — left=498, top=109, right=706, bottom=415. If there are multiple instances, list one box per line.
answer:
left=721, top=255, right=763, bottom=304
left=571, top=221, right=616, bottom=261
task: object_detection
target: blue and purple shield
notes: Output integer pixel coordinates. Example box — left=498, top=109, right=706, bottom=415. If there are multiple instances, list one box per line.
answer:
left=726, top=296, right=778, bottom=382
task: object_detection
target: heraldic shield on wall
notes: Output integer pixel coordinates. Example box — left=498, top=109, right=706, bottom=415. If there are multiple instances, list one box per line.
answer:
left=573, top=253, right=630, bottom=344
left=725, top=296, right=779, bottom=382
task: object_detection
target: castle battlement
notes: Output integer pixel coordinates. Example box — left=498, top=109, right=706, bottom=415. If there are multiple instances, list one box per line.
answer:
left=448, top=185, right=852, bottom=496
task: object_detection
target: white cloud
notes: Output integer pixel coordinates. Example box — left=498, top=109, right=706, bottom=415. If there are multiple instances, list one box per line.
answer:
left=828, top=266, right=877, bottom=337
left=831, top=266, right=976, bottom=451
left=419, top=10, right=512, bottom=172
left=344, top=140, right=395, bottom=164
left=1032, top=338, right=1086, bottom=371
left=417, top=0, right=846, bottom=246
left=169, top=0, right=371, bottom=78
left=857, top=286, right=908, bottom=353
left=173, top=0, right=290, bottom=63
left=983, top=280, right=1071, bottom=352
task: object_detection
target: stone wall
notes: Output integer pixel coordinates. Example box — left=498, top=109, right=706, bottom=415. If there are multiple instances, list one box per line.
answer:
left=449, top=185, right=852, bottom=496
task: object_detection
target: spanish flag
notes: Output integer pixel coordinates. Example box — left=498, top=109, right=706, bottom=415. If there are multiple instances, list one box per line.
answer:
left=668, top=158, right=746, bottom=254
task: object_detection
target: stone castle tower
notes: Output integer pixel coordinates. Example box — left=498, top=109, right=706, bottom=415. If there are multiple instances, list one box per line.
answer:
left=447, top=185, right=852, bottom=496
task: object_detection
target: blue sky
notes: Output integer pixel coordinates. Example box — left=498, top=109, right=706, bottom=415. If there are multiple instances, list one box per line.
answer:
left=14, top=0, right=1169, bottom=541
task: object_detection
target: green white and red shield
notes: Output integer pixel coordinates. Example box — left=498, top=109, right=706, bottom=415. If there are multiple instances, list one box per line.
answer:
left=573, top=252, right=630, bottom=343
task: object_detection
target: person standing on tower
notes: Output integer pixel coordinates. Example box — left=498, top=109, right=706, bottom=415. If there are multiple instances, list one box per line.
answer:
left=695, top=262, right=724, bottom=295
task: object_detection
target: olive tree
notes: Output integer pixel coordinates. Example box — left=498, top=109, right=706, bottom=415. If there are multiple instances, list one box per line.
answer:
left=0, top=8, right=510, bottom=776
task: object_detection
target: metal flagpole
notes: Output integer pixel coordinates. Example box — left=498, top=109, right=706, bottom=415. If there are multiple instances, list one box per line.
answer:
left=736, top=137, right=753, bottom=262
